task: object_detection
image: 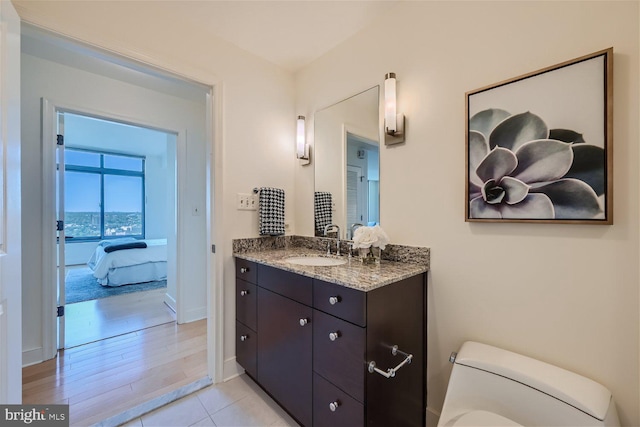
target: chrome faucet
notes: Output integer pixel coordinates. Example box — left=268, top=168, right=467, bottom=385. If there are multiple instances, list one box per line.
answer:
left=323, top=223, right=341, bottom=256
left=350, top=223, right=364, bottom=240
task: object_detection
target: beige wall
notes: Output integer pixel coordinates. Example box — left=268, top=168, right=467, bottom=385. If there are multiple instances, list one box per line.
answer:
left=13, top=1, right=640, bottom=425
left=295, top=1, right=639, bottom=425
left=13, top=0, right=296, bottom=376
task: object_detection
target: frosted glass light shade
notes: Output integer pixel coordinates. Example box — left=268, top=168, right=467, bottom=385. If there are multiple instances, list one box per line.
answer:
left=296, top=115, right=306, bottom=159
left=384, top=73, right=397, bottom=134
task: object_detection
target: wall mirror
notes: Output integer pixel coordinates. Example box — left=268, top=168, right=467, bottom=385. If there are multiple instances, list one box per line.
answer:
left=314, top=86, right=380, bottom=239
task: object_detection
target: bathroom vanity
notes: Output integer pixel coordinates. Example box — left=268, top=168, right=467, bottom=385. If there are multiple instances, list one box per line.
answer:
left=234, top=241, right=428, bottom=427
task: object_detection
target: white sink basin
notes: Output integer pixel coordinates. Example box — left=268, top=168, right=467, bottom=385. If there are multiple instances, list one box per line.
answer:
left=285, top=256, right=347, bottom=267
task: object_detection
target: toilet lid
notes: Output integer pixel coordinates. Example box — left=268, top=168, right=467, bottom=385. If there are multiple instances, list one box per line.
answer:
left=452, top=410, right=522, bottom=426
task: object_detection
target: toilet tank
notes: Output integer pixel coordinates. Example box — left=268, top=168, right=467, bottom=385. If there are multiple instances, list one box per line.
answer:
left=438, top=342, right=619, bottom=427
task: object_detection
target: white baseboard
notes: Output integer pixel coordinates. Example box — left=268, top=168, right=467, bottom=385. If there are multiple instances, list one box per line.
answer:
left=164, top=293, right=205, bottom=323
left=22, top=347, right=44, bottom=367
left=223, top=356, right=244, bottom=381
left=164, top=293, right=177, bottom=312
left=183, top=306, right=206, bottom=323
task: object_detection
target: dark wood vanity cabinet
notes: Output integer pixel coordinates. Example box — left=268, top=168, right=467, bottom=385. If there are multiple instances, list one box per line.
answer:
left=235, top=258, right=258, bottom=378
left=257, top=286, right=313, bottom=426
left=235, top=258, right=427, bottom=427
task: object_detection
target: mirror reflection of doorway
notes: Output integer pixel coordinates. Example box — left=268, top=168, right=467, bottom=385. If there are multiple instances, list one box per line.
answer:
left=346, top=132, right=380, bottom=238
left=57, top=111, right=177, bottom=348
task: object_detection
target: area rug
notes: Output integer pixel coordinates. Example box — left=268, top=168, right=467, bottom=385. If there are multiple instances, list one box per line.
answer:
left=65, top=267, right=167, bottom=304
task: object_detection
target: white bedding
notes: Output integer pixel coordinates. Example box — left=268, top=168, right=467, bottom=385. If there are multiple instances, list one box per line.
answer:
left=87, top=238, right=167, bottom=286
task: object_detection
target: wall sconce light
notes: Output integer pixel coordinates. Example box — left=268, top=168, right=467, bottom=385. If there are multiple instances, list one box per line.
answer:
left=296, top=115, right=310, bottom=165
left=384, top=72, right=405, bottom=145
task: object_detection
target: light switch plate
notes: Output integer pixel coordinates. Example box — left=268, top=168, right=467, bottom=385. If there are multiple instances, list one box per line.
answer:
left=237, top=193, right=257, bottom=210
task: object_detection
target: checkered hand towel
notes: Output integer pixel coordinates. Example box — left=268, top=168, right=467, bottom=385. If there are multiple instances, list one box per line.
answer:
left=314, top=192, right=333, bottom=234
left=258, top=187, right=285, bottom=236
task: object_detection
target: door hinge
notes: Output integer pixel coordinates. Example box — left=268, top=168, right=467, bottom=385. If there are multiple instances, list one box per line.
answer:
left=57, top=306, right=64, bottom=317
left=56, top=134, right=64, bottom=146
left=211, top=244, right=216, bottom=254
left=56, top=220, right=64, bottom=231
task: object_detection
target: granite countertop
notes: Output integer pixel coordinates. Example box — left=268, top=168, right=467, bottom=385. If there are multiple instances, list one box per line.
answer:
left=234, top=246, right=428, bottom=292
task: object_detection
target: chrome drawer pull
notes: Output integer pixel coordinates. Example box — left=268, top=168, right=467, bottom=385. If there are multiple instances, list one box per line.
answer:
left=240, top=267, right=249, bottom=273
left=299, top=318, right=309, bottom=326
left=240, top=335, right=248, bottom=342
left=328, top=296, right=340, bottom=305
left=329, top=331, right=340, bottom=341
left=329, top=401, right=340, bottom=412
left=240, top=290, right=249, bottom=296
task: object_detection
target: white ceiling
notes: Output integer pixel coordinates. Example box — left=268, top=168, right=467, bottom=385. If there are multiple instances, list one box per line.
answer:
left=21, top=2, right=398, bottom=158
left=151, top=0, right=399, bottom=72
left=21, top=1, right=399, bottom=98
left=21, top=24, right=210, bottom=103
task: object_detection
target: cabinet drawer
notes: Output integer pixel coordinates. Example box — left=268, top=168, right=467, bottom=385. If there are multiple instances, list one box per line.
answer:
left=257, top=264, right=312, bottom=306
left=235, top=258, right=257, bottom=284
left=313, top=309, right=366, bottom=402
left=236, top=279, right=257, bottom=331
left=314, top=279, right=366, bottom=327
left=235, top=321, right=257, bottom=378
left=313, top=373, right=364, bottom=427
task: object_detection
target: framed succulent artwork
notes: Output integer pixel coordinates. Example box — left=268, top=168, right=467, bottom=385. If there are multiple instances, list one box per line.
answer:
left=465, top=48, right=613, bottom=224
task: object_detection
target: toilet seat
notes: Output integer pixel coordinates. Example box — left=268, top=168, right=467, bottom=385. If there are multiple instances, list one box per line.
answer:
left=452, top=410, right=522, bottom=426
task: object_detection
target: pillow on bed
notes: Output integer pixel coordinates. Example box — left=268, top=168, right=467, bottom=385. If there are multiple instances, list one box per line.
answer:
left=99, top=237, right=137, bottom=248
left=103, top=241, right=148, bottom=253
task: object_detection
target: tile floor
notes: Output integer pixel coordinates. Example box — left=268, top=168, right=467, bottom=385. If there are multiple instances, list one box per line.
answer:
left=121, top=374, right=299, bottom=427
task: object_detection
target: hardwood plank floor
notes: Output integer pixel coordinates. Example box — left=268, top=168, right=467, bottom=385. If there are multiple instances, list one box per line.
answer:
left=65, top=287, right=176, bottom=348
left=23, top=319, right=208, bottom=427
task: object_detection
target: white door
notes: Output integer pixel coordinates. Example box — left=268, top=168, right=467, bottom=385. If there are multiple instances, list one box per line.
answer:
left=0, top=0, right=22, bottom=403
left=56, top=112, right=66, bottom=349
left=346, top=165, right=365, bottom=232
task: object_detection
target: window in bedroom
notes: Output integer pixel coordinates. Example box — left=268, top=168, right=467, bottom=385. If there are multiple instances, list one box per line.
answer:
left=63, top=148, right=145, bottom=241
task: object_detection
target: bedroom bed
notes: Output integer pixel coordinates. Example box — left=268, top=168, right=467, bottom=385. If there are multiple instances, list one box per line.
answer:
left=87, top=238, right=168, bottom=287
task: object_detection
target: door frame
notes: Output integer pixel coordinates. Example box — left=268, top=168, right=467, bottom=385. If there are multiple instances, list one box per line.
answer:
left=55, top=110, right=66, bottom=349
left=0, top=0, right=22, bottom=403
left=342, top=124, right=377, bottom=232
left=42, top=102, right=186, bottom=352
left=35, top=37, right=224, bottom=383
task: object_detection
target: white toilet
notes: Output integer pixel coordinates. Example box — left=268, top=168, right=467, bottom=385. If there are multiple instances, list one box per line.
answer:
left=438, top=341, right=620, bottom=427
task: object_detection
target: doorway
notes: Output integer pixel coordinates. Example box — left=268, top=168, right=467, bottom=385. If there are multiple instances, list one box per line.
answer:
left=57, top=111, right=178, bottom=348
left=21, top=22, right=219, bottom=383
left=346, top=132, right=380, bottom=237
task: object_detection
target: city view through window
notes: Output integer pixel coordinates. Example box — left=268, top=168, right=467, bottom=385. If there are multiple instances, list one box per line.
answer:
left=64, top=211, right=143, bottom=239
left=64, top=162, right=144, bottom=239
left=60, top=113, right=151, bottom=241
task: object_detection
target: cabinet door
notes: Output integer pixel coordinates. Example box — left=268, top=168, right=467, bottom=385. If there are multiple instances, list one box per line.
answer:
left=366, top=274, right=426, bottom=427
left=257, top=287, right=312, bottom=427
left=236, top=321, right=257, bottom=378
